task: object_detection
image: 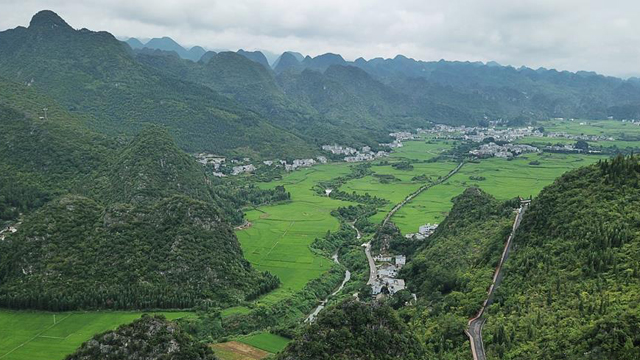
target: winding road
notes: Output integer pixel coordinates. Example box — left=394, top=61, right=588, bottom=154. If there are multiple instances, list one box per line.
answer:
left=465, top=200, right=529, bottom=360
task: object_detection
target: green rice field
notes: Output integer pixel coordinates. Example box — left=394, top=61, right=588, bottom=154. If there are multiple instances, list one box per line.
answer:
left=0, top=311, right=192, bottom=360
left=391, top=152, right=606, bottom=233
left=236, top=163, right=355, bottom=304
left=0, top=123, right=624, bottom=360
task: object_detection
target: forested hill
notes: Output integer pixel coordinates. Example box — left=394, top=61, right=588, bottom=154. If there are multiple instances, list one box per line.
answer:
left=0, top=10, right=311, bottom=158
left=482, top=155, right=640, bottom=359
left=0, top=98, right=272, bottom=311
left=399, top=188, right=519, bottom=357
left=66, top=315, right=218, bottom=360
left=276, top=299, right=427, bottom=360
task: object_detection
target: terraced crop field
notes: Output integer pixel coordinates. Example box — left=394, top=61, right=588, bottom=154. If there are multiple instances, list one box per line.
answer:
left=0, top=311, right=192, bottom=360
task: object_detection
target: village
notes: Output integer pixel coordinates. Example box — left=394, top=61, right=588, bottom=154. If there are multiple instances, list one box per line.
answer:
left=367, top=222, right=439, bottom=299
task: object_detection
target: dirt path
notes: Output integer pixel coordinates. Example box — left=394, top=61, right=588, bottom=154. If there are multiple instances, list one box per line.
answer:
left=465, top=200, right=529, bottom=360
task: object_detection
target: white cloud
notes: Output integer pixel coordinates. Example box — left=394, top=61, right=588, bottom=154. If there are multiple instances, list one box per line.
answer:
left=1, top=0, right=639, bottom=77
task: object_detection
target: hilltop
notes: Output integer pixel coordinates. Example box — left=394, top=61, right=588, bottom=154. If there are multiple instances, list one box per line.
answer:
left=276, top=299, right=427, bottom=360
left=0, top=99, right=273, bottom=310
left=67, top=315, right=218, bottom=360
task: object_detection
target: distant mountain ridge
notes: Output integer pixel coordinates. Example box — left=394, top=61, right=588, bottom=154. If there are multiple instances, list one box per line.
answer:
left=0, top=11, right=313, bottom=157
left=126, top=36, right=205, bottom=61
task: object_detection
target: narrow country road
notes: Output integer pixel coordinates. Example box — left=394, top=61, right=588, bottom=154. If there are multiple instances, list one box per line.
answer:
left=305, top=252, right=351, bottom=323
left=465, top=200, right=529, bottom=360
left=363, top=241, right=376, bottom=285
left=381, top=161, right=464, bottom=228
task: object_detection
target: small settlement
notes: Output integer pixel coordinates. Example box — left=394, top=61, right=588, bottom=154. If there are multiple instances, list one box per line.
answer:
left=371, top=255, right=407, bottom=298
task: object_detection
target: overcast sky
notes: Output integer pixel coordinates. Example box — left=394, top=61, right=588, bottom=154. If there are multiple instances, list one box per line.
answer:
left=1, top=0, right=638, bottom=77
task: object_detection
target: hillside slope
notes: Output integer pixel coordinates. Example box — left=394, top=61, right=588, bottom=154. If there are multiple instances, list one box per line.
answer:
left=276, top=299, right=427, bottom=360
left=67, top=315, right=217, bottom=360
left=400, top=188, right=518, bottom=357
left=0, top=10, right=311, bottom=157
left=0, top=118, right=271, bottom=310
left=483, top=155, right=640, bottom=359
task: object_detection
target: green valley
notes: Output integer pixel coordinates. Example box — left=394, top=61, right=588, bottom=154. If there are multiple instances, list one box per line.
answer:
left=2, top=7, right=640, bottom=360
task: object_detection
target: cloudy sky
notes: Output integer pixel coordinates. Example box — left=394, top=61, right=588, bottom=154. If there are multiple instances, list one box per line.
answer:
left=1, top=0, right=638, bottom=77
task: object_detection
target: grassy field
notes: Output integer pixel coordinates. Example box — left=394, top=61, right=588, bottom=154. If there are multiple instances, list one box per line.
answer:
left=236, top=163, right=355, bottom=304
left=237, top=332, right=290, bottom=353
left=541, top=119, right=640, bottom=137
left=0, top=310, right=192, bottom=360
left=392, top=152, right=606, bottom=233
left=340, top=139, right=457, bottom=224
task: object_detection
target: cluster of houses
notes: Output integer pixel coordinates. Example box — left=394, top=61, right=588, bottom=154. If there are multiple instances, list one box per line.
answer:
left=420, top=125, right=542, bottom=142
left=371, top=255, right=407, bottom=297
left=194, top=153, right=330, bottom=177
left=379, top=132, right=414, bottom=148
left=405, top=223, right=438, bottom=240
left=469, top=142, right=540, bottom=158
left=323, top=144, right=389, bottom=162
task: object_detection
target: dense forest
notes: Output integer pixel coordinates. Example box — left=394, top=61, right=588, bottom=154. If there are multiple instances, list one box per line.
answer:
left=66, top=315, right=218, bottom=360
left=0, top=105, right=278, bottom=310
left=276, top=299, right=427, bottom=360
left=394, top=188, right=518, bottom=358
left=482, top=155, right=640, bottom=359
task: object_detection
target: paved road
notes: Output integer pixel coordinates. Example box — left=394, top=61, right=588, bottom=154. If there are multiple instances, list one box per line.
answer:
left=363, top=241, right=377, bottom=285
left=465, top=201, right=529, bottom=360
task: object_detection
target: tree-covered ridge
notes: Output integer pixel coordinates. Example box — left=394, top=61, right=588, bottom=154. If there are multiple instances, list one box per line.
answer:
left=0, top=101, right=276, bottom=311
left=0, top=194, right=265, bottom=310
left=66, top=314, right=217, bottom=360
left=0, top=77, right=116, bottom=223
left=135, top=48, right=392, bottom=149
left=276, top=299, right=427, bottom=360
left=483, top=155, right=640, bottom=359
left=96, top=126, right=213, bottom=204
left=399, top=188, right=518, bottom=357
left=0, top=10, right=311, bottom=158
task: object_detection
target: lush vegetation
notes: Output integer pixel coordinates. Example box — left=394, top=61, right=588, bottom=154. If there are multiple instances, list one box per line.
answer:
left=0, top=120, right=273, bottom=310
left=0, top=310, right=191, bottom=360
left=0, top=11, right=312, bottom=158
left=276, top=299, right=427, bottom=360
left=482, top=155, right=640, bottom=359
left=399, top=188, right=517, bottom=357
left=66, top=315, right=216, bottom=360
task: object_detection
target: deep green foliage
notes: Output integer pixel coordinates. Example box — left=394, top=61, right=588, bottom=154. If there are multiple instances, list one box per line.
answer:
left=483, top=155, right=640, bottom=359
left=276, top=299, right=427, bottom=360
left=66, top=315, right=217, bottom=360
left=0, top=11, right=311, bottom=158
left=0, top=107, right=274, bottom=310
left=400, top=188, right=517, bottom=356
left=0, top=195, right=263, bottom=310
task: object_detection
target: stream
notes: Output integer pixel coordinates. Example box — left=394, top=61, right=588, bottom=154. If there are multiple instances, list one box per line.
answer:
left=305, top=252, right=351, bottom=323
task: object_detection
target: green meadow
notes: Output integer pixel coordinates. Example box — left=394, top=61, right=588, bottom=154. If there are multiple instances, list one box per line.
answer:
left=0, top=311, right=192, bottom=360
left=541, top=118, right=640, bottom=137
left=236, top=163, right=355, bottom=304
left=392, top=152, right=606, bottom=233
left=236, top=332, right=291, bottom=353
